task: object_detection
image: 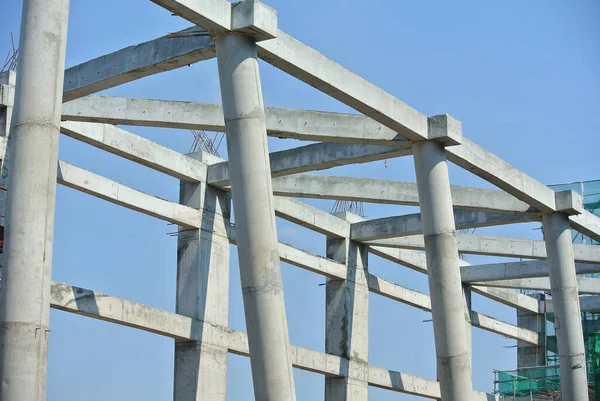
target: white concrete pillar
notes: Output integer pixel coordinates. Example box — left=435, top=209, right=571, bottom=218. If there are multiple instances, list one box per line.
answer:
left=215, top=33, right=296, bottom=401
left=542, top=212, right=588, bottom=400
left=517, top=293, right=547, bottom=368
left=325, top=215, right=369, bottom=401
left=174, top=153, right=230, bottom=401
left=0, top=1, right=70, bottom=400
left=413, top=139, right=474, bottom=401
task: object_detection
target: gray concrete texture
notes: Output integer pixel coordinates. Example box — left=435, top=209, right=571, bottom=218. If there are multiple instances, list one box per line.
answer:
left=215, top=32, right=296, bottom=401
left=0, top=1, right=70, bottom=401
left=2, top=1, right=599, bottom=400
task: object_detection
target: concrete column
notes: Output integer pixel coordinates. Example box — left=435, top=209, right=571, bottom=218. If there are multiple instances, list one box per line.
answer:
left=517, top=293, right=547, bottom=368
left=325, top=214, right=369, bottom=401
left=463, top=284, right=473, bottom=377
left=413, top=140, right=474, bottom=401
left=215, top=33, right=296, bottom=401
left=542, top=212, right=588, bottom=400
left=174, top=153, right=230, bottom=401
left=0, top=70, right=15, bottom=273
left=0, top=1, right=70, bottom=401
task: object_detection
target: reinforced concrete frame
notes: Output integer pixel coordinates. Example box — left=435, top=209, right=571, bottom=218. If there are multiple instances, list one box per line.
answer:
left=1, top=1, right=599, bottom=400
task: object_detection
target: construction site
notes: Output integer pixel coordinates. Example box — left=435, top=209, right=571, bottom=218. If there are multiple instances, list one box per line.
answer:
left=0, top=1, right=599, bottom=401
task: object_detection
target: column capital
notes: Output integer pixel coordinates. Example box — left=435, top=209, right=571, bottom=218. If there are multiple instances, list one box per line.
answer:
left=230, top=0, right=278, bottom=41
left=554, top=189, right=584, bottom=216
left=426, top=114, right=462, bottom=146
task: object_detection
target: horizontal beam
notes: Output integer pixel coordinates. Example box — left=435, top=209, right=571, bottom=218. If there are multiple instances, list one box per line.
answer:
left=148, top=0, right=231, bottom=34
left=351, top=211, right=536, bottom=241
left=473, top=277, right=600, bottom=294
left=544, top=296, right=600, bottom=314
left=256, top=31, right=431, bottom=142
left=50, top=281, right=455, bottom=399
left=57, top=161, right=202, bottom=229
left=63, top=28, right=215, bottom=102
left=60, top=121, right=207, bottom=182
left=277, top=202, right=539, bottom=314
left=207, top=143, right=411, bottom=187
left=365, top=234, right=600, bottom=264
left=470, top=286, right=539, bottom=314
left=569, top=210, right=600, bottom=243
left=445, top=139, right=556, bottom=213
left=274, top=196, right=350, bottom=238
left=470, top=311, right=538, bottom=344
left=461, top=260, right=600, bottom=282
left=271, top=174, right=537, bottom=216
left=62, top=96, right=410, bottom=146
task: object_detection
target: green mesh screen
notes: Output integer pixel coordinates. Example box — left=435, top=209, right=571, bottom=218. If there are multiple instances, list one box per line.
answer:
left=497, top=313, right=600, bottom=396
left=497, top=366, right=561, bottom=396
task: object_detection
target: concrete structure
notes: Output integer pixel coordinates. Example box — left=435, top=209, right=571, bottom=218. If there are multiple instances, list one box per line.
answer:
left=1, top=1, right=599, bottom=400
left=542, top=211, right=588, bottom=401
left=413, top=135, right=474, bottom=400
left=0, top=1, right=70, bottom=401
left=214, top=9, right=296, bottom=400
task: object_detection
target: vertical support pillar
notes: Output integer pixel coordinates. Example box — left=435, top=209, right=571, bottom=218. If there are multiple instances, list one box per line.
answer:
left=0, top=70, right=15, bottom=274
left=215, top=33, right=296, bottom=401
left=174, top=153, right=230, bottom=401
left=517, top=293, right=547, bottom=368
left=543, top=212, right=588, bottom=400
left=463, top=284, right=473, bottom=377
left=325, top=212, right=369, bottom=401
left=0, top=1, right=70, bottom=401
left=413, top=131, right=473, bottom=401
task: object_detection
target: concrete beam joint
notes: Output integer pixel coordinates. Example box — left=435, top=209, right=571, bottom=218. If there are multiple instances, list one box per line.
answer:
left=0, top=84, right=14, bottom=107
left=426, top=114, right=462, bottom=146
left=554, top=190, right=584, bottom=216
left=230, top=0, right=278, bottom=41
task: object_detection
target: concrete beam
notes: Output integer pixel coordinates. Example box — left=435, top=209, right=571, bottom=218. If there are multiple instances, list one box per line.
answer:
left=461, top=260, right=600, bottom=282
left=544, top=296, right=600, bottom=314
left=60, top=121, right=207, bottom=182
left=274, top=200, right=540, bottom=314
left=57, top=161, right=203, bottom=229
left=148, top=0, right=231, bottom=34
left=63, top=28, right=215, bottom=102
left=364, top=234, right=600, bottom=264
left=473, top=276, right=600, bottom=295
left=569, top=210, right=600, bottom=243
left=445, top=139, right=557, bottom=213
left=62, top=96, right=410, bottom=146
left=271, top=174, right=537, bottom=216
left=273, top=196, right=350, bottom=238
left=49, top=281, right=480, bottom=400
left=470, top=287, right=539, bottom=314
left=149, top=0, right=278, bottom=41
left=351, top=211, right=536, bottom=241
left=208, top=143, right=411, bottom=187
left=470, top=311, right=538, bottom=345
left=255, top=31, right=435, bottom=143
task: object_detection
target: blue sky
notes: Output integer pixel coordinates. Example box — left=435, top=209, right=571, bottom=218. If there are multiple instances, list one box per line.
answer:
left=2, top=0, right=600, bottom=400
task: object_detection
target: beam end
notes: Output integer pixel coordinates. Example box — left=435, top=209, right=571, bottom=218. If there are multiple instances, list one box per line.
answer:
left=427, top=114, right=462, bottom=146
left=231, top=0, right=278, bottom=41
left=555, top=189, right=584, bottom=216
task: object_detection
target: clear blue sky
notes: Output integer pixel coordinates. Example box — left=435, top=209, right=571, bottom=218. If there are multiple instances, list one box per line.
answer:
left=2, top=0, right=599, bottom=400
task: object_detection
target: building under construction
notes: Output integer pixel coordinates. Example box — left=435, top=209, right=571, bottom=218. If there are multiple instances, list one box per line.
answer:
left=0, top=1, right=599, bottom=401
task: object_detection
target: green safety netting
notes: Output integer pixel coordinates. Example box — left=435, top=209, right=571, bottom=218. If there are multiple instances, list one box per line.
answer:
left=496, top=313, right=600, bottom=397
left=497, top=366, right=561, bottom=396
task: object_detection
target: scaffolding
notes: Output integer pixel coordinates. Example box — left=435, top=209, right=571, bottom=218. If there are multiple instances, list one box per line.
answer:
left=495, top=180, right=600, bottom=399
